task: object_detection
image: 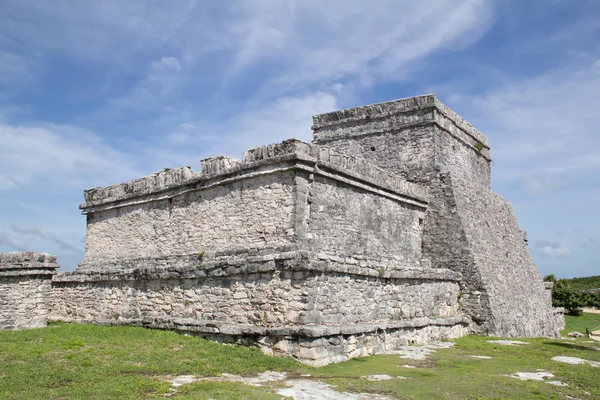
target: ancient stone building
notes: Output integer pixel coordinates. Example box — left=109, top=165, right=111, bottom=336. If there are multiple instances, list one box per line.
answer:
left=0, top=95, right=564, bottom=366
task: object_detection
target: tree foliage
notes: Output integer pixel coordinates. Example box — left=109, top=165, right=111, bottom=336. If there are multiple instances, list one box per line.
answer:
left=544, top=274, right=600, bottom=316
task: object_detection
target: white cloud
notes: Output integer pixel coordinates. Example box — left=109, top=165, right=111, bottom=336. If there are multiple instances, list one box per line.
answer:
left=225, top=0, right=492, bottom=88
left=11, top=224, right=80, bottom=252
left=521, top=173, right=565, bottom=196
left=1, top=1, right=493, bottom=96
left=141, top=92, right=339, bottom=170
left=444, top=59, right=600, bottom=192
left=532, top=240, right=570, bottom=258
left=153, top=57, right=182, bottom=72
left=0, top=232, right=29, bottom=251
left=107, top=57, right=187, bottom=112
left=0, top=121, right=140, bottom=191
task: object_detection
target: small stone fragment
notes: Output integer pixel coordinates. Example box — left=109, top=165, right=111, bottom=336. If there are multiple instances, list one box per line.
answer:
left=547, top=381, right=568, bottom=387
left=487, top=340, right=529, bottom=346
left=551, top=356, right=600, bottom=368
left=505, top=371, right=554, bottom=381
left=363, top=374, right=393, bottom=381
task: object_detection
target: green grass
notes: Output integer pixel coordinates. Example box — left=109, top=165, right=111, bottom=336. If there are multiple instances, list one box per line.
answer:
left=0, top=324, right=305, bottom=399
left=0, top=315, right=599, bottom=399
left=314, top=314, right=600, bottom=399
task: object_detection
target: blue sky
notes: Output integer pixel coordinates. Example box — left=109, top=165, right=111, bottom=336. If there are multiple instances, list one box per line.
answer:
left=0, top=0, right=598, bottom=277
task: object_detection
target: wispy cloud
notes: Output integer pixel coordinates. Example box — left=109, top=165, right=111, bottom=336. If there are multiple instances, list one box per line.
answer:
left=0, top=121, right=141, bottom=191
left=0, top=50, right=40, bottom=88
left=225, top=0, right=492, bottom=87
left=521, top=173, right=565, bottom=196
left=0, top=232, right=29, bottom=251
left=11, top=224, right=80, bottom=253
left=532, top=240, right=570, bottom=258
left=138, top=92, right=339, bottom=171
left=445, top=58, right=600, bottom=194
left=2, top=0, right=492, bottom=83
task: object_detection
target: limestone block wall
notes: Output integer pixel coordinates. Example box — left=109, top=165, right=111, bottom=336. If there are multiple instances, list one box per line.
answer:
left=445, top=176, right=562, bottom=336
left=312, top=94, right=490, bottom=186
left=312, top=95, right=563, bottom=337
left=51, top=254, right=462, bottom=327
left=79, top=139, right=428, bottom=272
left=50, top=251, right=469, bottom=366
left=0, top=252, right=59, bottom=329
left=433, top=118, right=491, bottom=188
left=314, top=119, right=437, bottom=185
left=82, top=172, right=297, bottom=267
left=305, top=176, right=424, bottom=267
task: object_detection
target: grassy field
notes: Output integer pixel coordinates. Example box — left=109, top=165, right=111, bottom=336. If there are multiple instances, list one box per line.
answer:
left=0, top=314, right=599, bottom=399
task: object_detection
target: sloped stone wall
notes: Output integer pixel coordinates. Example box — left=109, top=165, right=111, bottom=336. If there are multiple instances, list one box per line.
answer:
left=0, top=252, right=58, bottom=329
left=448, top=175, right=563, bottom=336
left=312, top=94, right=564, bottom=337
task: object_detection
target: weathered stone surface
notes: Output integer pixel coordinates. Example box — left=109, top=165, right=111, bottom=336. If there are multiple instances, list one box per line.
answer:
left=0, top=252, right=59, bottom=330
left=79, top=139, right=428, bottom=273
left=0, top=94, right=562, bottom=364
left=51, top=262, right=461, bottom=329
left=313, top=94, right=563, bottom=338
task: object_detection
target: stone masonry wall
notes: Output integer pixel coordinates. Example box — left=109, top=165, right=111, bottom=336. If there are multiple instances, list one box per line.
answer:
left=305, top=176, right=425, bottom=266
left=314, top=122, right=436, bottom=185
left=79, top=139, right=428, bottom=272
left=448, top=175, right=563, bottom=336
left=51, top=261, right=460, bottom=327
left=83, top=172, right=297, bottom=266
left=0, top=252, right=59, bottom=330
left=50, top=252, right=467, bottom=365
left=312, top=94, right=563, bottom=337
left=312, top=95, right=491, bottom=186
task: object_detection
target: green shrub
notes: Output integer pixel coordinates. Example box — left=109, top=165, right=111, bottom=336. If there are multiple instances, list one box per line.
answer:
left=552, top=280, right=585, bottom=316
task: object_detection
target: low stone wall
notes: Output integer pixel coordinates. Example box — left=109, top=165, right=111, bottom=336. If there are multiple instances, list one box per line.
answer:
left=141, top=316, right=470, bottom=367
left=50, top=252, right=467, bottom=364
left=0, top=252, right=59, bottom=330
left=51, top=253, right=461, bottom=325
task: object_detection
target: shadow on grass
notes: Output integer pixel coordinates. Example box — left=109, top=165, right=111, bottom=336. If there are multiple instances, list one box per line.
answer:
left=543, top=341, right=600, bottom=352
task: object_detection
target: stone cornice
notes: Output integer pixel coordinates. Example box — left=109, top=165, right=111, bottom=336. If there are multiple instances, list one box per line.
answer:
left=80, top=139, right=428, bottom=212
left=0, top=252, right=59, bottom=277
left=54, top=250, right=461, bottom=282
left=312, top=94, right=488, bottom=148
left=49, top=315, right=471, bottom=337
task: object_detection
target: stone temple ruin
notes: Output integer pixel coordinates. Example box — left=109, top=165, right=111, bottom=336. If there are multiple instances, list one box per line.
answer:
left=0, top=95, right=564, bottom=366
